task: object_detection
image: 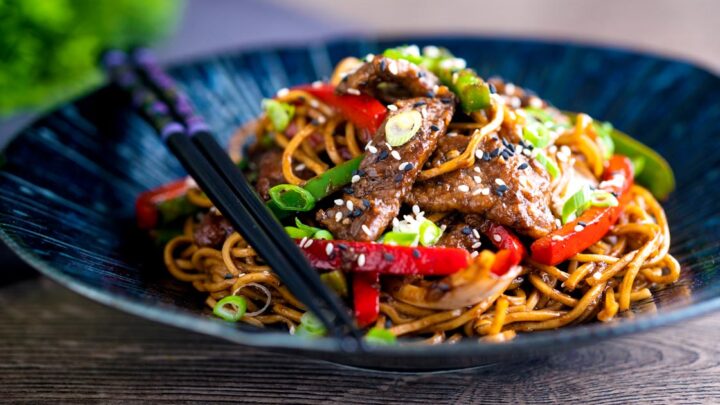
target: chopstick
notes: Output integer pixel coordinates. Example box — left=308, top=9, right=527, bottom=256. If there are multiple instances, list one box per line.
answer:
left=101, top=50, right=363, bottom=348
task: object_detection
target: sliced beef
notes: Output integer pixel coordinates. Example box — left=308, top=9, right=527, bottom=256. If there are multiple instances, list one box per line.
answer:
left=488, top=77, right=546, bottom=109
left=253, top=149, right=285, bottom=200
left=337, top=55, right=453, bottom=103
left=194, top=212, right=234, bottom=247
left=406, top=134, right=557, bottom=239
left=435, top=214, right=483, bottom=251
left=317, top=97, right=454, bottom=241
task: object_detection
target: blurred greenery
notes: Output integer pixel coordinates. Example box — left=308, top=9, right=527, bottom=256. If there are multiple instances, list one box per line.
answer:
left=0, top=0, right=184, bottom=115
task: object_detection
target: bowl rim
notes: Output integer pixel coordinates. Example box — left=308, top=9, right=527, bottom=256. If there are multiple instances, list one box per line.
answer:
left=3, top=34, right=720, bottom=358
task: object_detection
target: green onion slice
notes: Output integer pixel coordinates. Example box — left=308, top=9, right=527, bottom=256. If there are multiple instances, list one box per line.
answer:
left=593, top=121, right=615, bottom=160
left=269, top=184, right=316, bottom=211
left=590, top=190, right=619, bottom=208
left=533, top=151, right=560, bottom=179
left=213, top=295, right=247, bottom=322
left=381, top=231, right=419, bottom=246
left=561, top=187, right=592, bottom=224
left=418, top=219, right=442, bottom=247
left=522, top=123, right=551, bottom=149
left=295, top=312, right=327, bottom=338
left=364, top=327, right=397, bottom=345
left=313, top=230, right=334, bottom=240
left=385, top=110, right=422, bottom=147
left=262, top=99, right=295, bottom=132
left=284, top=226, right=314, bottom=239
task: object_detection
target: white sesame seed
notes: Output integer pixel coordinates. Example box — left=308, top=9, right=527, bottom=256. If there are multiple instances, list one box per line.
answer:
left=412, top=204, right=421, bottom=215
left=357, top=253, right=366, bottom=266
left=523, top=149, right=532, bottom=157
left=458, top=184, right=470, bottom=192
left=475, top=149, right=484, bottom=159
left=304, top=239, right=314, bottom=248
left=399, top=162, right=409, bottom=171
left=505, top=83, right=516, bottom=95
left=295, top=163, right=306, bottom=171
left=473, top=176, right=482, bottom=184
left=471, top=251, right=479, bottom=258
left=493, top=234, right=502, bottom=243
left=473, top=166, right=482, bottom=174
left=316, top=115, right=327, bottom=124
left=351, top=175, right=361, bottom=183
left=388, top=60, right=398, bottom=75
left=392, top=218, right=400, bottom=227
left=387, top=104, right=398, bottom=112
left=311, top=80, right=323, bottom=88
left=555, top=218, right=562, bottom=227
left=335, top=211, right=343, bottom=222
left=362, top=224, right=372, bottom=236
left=574, top=224, right=585, bottom=232
left=325, top=243, right=334, bottom=256
left=447, top=132, right=458, bottom=137
left=299, top=236, right=308, bottom=247
left=367, top=145, right=378, bottom=154
left=391, top=151, right=401, bottom=160
left=472, top=241, right=482, bottom=249
left=495, top=178, right=505, bottom=186
left=334, top=199, right=343, bottom=206
left=472, top=229, right=480, bottom=239
left=309, top=99, right=320, bottom=108
left=346, top=88, right=361, bottom=96
left=276, top=88, right=289, bottom=97
left=551, top=235, right=563, bottom=241
left=346, top=200, right=354, bottom=211
left=482, top=187, right=491, bottom=196
left=593, top=271, right=602, bottom=280
left=440, top=224, right=447, bottom=232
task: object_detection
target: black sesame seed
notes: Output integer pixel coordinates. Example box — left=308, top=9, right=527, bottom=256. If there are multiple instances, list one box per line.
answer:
left=344, top=187, right=354, bottom=194
left=517, top=162, right=529, bottom=170
left=224, top=273, right=234, bottom=280
left=440, top=97, right=453, bottom=104
left=413, top=101, right=427, bottom=107
left=418, top=71, right=426, bottom=78
left=352, top=209, right=362, bottom=217
left=379, top=59, right=386, bottom=71
left=501, top=137, right=509, bottom=147
left=377, top=149, right=389, bottom=161
left=488, top=82, right=497, bottom=94
left=507, top=143, right=515, bottom=152
left=341, top=75, right=349, bottom=83
left=497, top=184, right=508, bottom=192
left=610, top=191, right=619, bottom=198
left=384, top=253, right=395, bottom=262
left=482, top=152, right=491, bottom=161
left=362, top=199, right=370, bottom=208
left=338, top=243, right=348, bottom=251
left=462, top=226, right=472, bottom=235
left=412, top=249, right=421, bottom=258
left=402, top=162, right=414, bottom=172
left=310, top=118, right=321, bottom=126
left=578, top=221, right=587, bottom=227
left=495, top=189, right=506, bottom=197
left=490, top=148, right=500, bottom=158
left=357, top=169, right=366, bottom=177
left=394, top=173, right=403, bottom=183
left=430, top=125, right=440, bottom=132
left=501, top=150, right=511, bottom=160
left=426, top=91, right=435, bottom=98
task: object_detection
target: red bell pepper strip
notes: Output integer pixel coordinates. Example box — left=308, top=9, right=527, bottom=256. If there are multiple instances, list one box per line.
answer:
left=297, top=239, right=471, bottom=276
left=483, top=223, right=527, bottom=267
left=353, top=272, right=380, bottom=327
left=490, top=249, right=519, bottom=276
left=293, top=83, right=387, bottom=133
left=531, top=155, right=634, bottom=266
left=135, top=178, right=191, bottom=230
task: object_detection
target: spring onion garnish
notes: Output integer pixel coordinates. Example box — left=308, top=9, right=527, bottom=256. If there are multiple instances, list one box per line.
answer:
left=262, top=99, right=295, bottom=132
left=561, top=187, right=592, bottom=224
left=593, top=121, right=615, bottom=160
left=522, top=121, right=551, bottom=149
left=320, top=270, right=348, bottom=297
left=381, top=231, right=419, bottom=246
left=295, top=312, right=327, bottom=338
left=590, top=190, right=619, bottom=208
left=213, top=295, right=247, bottom=322
left=418, top=219, right=442, bottom=246
left=285, top=217, right=334, bottom=240
left=269, top=184, right=316, bottom=212
left=533, top=151, right=560, bottom=179
left=385, top=110, right=422, bottom=147
left=364, top=327, right=397, bottom=345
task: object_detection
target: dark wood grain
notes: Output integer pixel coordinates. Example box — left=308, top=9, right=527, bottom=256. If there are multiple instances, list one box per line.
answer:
left=1, top=278, right=719, bottom=404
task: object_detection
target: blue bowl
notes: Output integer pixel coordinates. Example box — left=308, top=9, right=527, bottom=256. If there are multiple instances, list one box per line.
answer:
left=2, top=37, right=719, bottom=370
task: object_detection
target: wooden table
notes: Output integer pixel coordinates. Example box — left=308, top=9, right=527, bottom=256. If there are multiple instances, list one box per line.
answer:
left=1, top=277, right=718, bottom=403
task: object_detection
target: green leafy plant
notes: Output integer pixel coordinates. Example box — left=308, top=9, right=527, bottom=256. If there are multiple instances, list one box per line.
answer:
left=0, top=0, right=183, bottom=114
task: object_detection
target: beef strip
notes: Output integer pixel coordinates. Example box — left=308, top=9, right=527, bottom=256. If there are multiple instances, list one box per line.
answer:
left=337, top=55, right=453, bottom=103
left=487, top=77, right=547, bottom=109
left=406, top=133, right=557, bottom=238
left=253, top=149, right=285, bottom=200
left=435, top=214, right=483, bottom=250
left=317, top=97, right=454, bottom=241
left=194, top=211, right=234, bottom=247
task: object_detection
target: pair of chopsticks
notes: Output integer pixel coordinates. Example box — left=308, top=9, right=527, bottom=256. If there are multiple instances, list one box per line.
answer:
left=100, top=49, right=364, bottom=349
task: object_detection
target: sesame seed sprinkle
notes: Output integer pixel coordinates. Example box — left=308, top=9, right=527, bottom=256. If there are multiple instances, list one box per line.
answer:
left=493, top=234, right=502, bottom=243
left=295, top=163, right=306, bottom=171
left=367, top=145, right=378, bottom=154
left=346, top=88, right=361, bottom=96
left=472, top=228, right=480, bottom=239
left=387, top=104, right=398, bottom=112
left=472, top=241, right=482, bottom=249
left=574, top=224, right=585, bottom=232
left=475, top=149, right=484, bottom=159
left=311, top=80, right=323, bottom=88
left=495, top=178, right=505, bottom=186
left=325, top=243, right=334, bottom=256
left=458, top=184, right=470, bottom=192
left=346, top=200, right=354, bottom=211
left=304, top=239, right=314, bottom=248
left=362, top=224, right=372, bottom=236
left=357, top=253, right=366, bottom=266
left=334, top=212, right=343, bottom=222
left=471, top=251, right=479, bottom=258
left=334, top=199, right=343, bottom=206
left=276, top=88, right=289, bottom=97
left=351, top=175, right=361, bottom=183
left=517, top=162, right=529, bottom=170
left=299, top=236, right=308, bottom=247
left=391, top=150, right=401, bottom=160
left=473, top=166, right=482, bottom=174
left=473, top=176, right=482, bottom=184
left=412, top=204, right=421, bottom=215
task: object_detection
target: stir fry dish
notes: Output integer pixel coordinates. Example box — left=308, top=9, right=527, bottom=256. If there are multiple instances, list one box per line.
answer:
left=142, top=45, right=678, bottom=343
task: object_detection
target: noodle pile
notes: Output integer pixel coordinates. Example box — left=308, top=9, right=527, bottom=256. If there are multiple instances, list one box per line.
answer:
left=162, top=65, right=679, bottom=343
